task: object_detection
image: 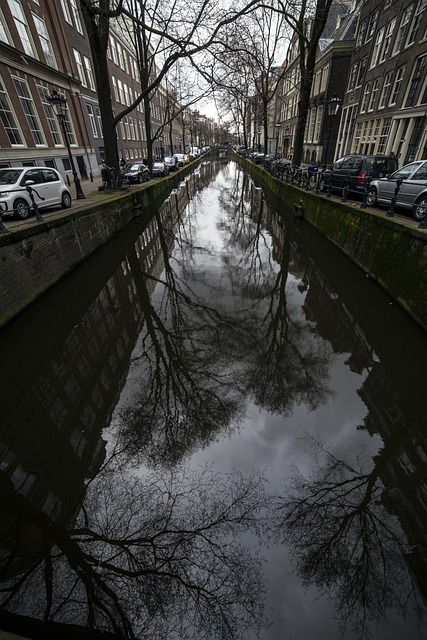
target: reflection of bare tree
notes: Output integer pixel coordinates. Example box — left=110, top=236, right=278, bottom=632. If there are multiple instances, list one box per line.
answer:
left=274, top=437, right=424, bottom=638
left=115, top=213, right=245, bottom=466
left=0, top=463, right=269, bottom=639
left=217, top=170, right=332, bottom=415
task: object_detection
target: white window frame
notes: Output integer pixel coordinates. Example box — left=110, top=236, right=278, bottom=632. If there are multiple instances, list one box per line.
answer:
left=32, top=13, right=56, bottom=68
left=8, top=0, right=36, bottom=57
left=73, top=48, right=87, bottom=87
left=12, top=76, right=45, bottom=145
left=84, top=55, right=96, bottom=91
left=0, top=74, right=24, bottom=145
left=37, top=84, right=62, bottom=145
left=86, top=102, right=98, bottom=138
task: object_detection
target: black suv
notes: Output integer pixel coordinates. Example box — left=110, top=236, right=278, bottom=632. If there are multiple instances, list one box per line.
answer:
left=320, top=155, right=398, bottom=195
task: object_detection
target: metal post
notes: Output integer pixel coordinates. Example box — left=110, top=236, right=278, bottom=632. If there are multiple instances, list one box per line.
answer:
left=26, top=186, right=44, bottom=222
left=360, top=177, right=372, bottom=209
left=386, top=178, right=403, bottom=217
left=326, top=172, right=332, bottom=198
left=341, top=176, right=350, bottom=202
left=48, top=91, right=85, bottom=200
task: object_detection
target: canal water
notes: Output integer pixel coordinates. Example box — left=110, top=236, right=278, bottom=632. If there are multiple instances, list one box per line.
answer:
left=1, top=160, right=427, bottom=640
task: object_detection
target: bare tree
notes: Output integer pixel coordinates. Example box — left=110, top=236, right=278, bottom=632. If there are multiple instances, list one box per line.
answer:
left=78, top=0, right=263, bottom=178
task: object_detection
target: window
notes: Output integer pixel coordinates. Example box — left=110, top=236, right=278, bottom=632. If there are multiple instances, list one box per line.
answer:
left=393, top=4, right=414, bottom=54
left=412, top=161, right=427, bottom=179
left=0, top=9, right=11, bottom=44
left=356, top=19, right=367, bottom=47
left=86, top=103, right=98, bottom=137
left=32, top=14, right=56, bottom=68
left=8, top=0, right=36, bottom=57
left=37, top=85, right=62, bottom=144
left=356, top=57, right=367, bottom=87
left=0, top=76, right=23, bottom=144
left=377, top=117, right=391, bottom=153
left=405, top=54, right=427, bottom=106
left=390, top=66, right=405, bottom=104
left=69, top=0, right=83, bottom=34
left=12, top=77, right=45, bottom=144
left=368, top=79, right=380, bottom=111
left=84, top=56, right=96, bottom=90
left=366, top=9, right=379, bottom=42
left=111, top=76, right=119, bottom=102
left=73, top=49, right=86, bottom=86
left=95, top=106, right=102, bottom=138
left=380, top=18, right=396, bottom=62
left=379, top=71, right=394, bottom=108
left=361, top=82, right=371, bottom=112
left=406, top=0, right=427, bottom=45
left=348, top=63, right=357, bottom=91
left=371, top=27, right=385, bottom=67
left=60, top=0, right=72, bottom=24
left=109, top=36, right=118, bottom=64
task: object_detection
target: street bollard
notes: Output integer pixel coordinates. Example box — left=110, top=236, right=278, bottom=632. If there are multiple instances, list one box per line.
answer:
left=326, top=172, right=332, bottom=198
left=26, top=185, right=44, bottom=222
left=386, top=178, right=403, bottom=217
left=341, top=176, right=350, bottom=202
left=360, top=177, right=372, bottom=209
left=418, top=210, right=427, bottom=229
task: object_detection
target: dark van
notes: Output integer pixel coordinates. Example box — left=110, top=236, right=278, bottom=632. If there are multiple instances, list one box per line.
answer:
left=321, top=155, right=398, bottom=195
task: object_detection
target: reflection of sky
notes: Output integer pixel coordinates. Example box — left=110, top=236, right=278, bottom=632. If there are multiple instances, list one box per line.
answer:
left=111, top=164, right=427, bottom=639
left=180, top=168, right=426, bottom=639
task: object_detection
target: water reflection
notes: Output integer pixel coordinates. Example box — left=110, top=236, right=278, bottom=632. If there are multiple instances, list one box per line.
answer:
left=0, top=160, right=426, bottom=639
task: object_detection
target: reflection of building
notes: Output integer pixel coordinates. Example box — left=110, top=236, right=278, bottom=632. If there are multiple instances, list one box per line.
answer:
left=0, top=171, right=205, bottom=578
left=253, top=178, right=427, bottom=606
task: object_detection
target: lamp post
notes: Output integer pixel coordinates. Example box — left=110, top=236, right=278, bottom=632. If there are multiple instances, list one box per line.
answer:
left=257, top=126, right=261, bottom=152
left=323, top=93, right=342, bottom=169
left=47, top=90, right=85, bottom=199
left=275, top=122, right=281, bottom=158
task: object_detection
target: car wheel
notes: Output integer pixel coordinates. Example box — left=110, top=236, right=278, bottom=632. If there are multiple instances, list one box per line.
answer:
left=13, top=198, right=30, bottom=220
left=413, top=197, right=427, bottom=221
left=366, top=187, right=377, bottom=207
left=137, top=174, right=143, bottom=183
left=61, top=191, right=72, bottom=208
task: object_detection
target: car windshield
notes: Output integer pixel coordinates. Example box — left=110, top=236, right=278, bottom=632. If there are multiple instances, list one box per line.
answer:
left=0, top=169, right=23, bottom=185
left=129, top=164, right=141, bottom=171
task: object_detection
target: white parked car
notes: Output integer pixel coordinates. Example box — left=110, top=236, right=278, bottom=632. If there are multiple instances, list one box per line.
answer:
left=0, top=167, right=72, bottom=220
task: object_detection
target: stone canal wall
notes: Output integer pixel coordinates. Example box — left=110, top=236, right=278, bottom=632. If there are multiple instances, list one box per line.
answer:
left=237, top=154, right=427, bottom=334
left=0, top=172, right=187, bottom=329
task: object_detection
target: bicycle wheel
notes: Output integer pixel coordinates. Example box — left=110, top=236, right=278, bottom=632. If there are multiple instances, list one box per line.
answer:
left=308, top=174, right=317, bottom=190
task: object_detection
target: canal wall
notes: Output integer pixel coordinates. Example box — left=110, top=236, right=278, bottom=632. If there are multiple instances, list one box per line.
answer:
left=0, top=166, right=193, bottom=329
left=236, top=154, right=427, bottom=334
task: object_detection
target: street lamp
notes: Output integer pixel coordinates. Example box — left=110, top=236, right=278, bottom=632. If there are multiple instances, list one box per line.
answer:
left=47, top=90, right=85, bottom=199
left=275, top=122, right=281, bottom=158
left=323, top=93, right=342, bottom=168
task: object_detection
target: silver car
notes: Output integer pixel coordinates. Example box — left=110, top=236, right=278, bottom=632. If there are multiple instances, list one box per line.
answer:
left=367, top=160, right=427, bottom=221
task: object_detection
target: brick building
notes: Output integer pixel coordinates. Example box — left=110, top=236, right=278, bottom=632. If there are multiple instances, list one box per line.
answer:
left=338, top=0, right=427, bottom=164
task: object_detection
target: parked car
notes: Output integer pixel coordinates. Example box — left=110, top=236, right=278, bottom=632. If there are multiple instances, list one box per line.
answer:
left=0, top=166, right=72, bottom=220
left=123, top=162, right=150, bottom=184
left=320, top=154, right=398, bottom=196
left=164, top=156, right=178, bottom=171
left=152, top=161, right=169, bottom=177
left=174, top=153, right=185, bottom=167
left=366, top=160, right=427, bottom=221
